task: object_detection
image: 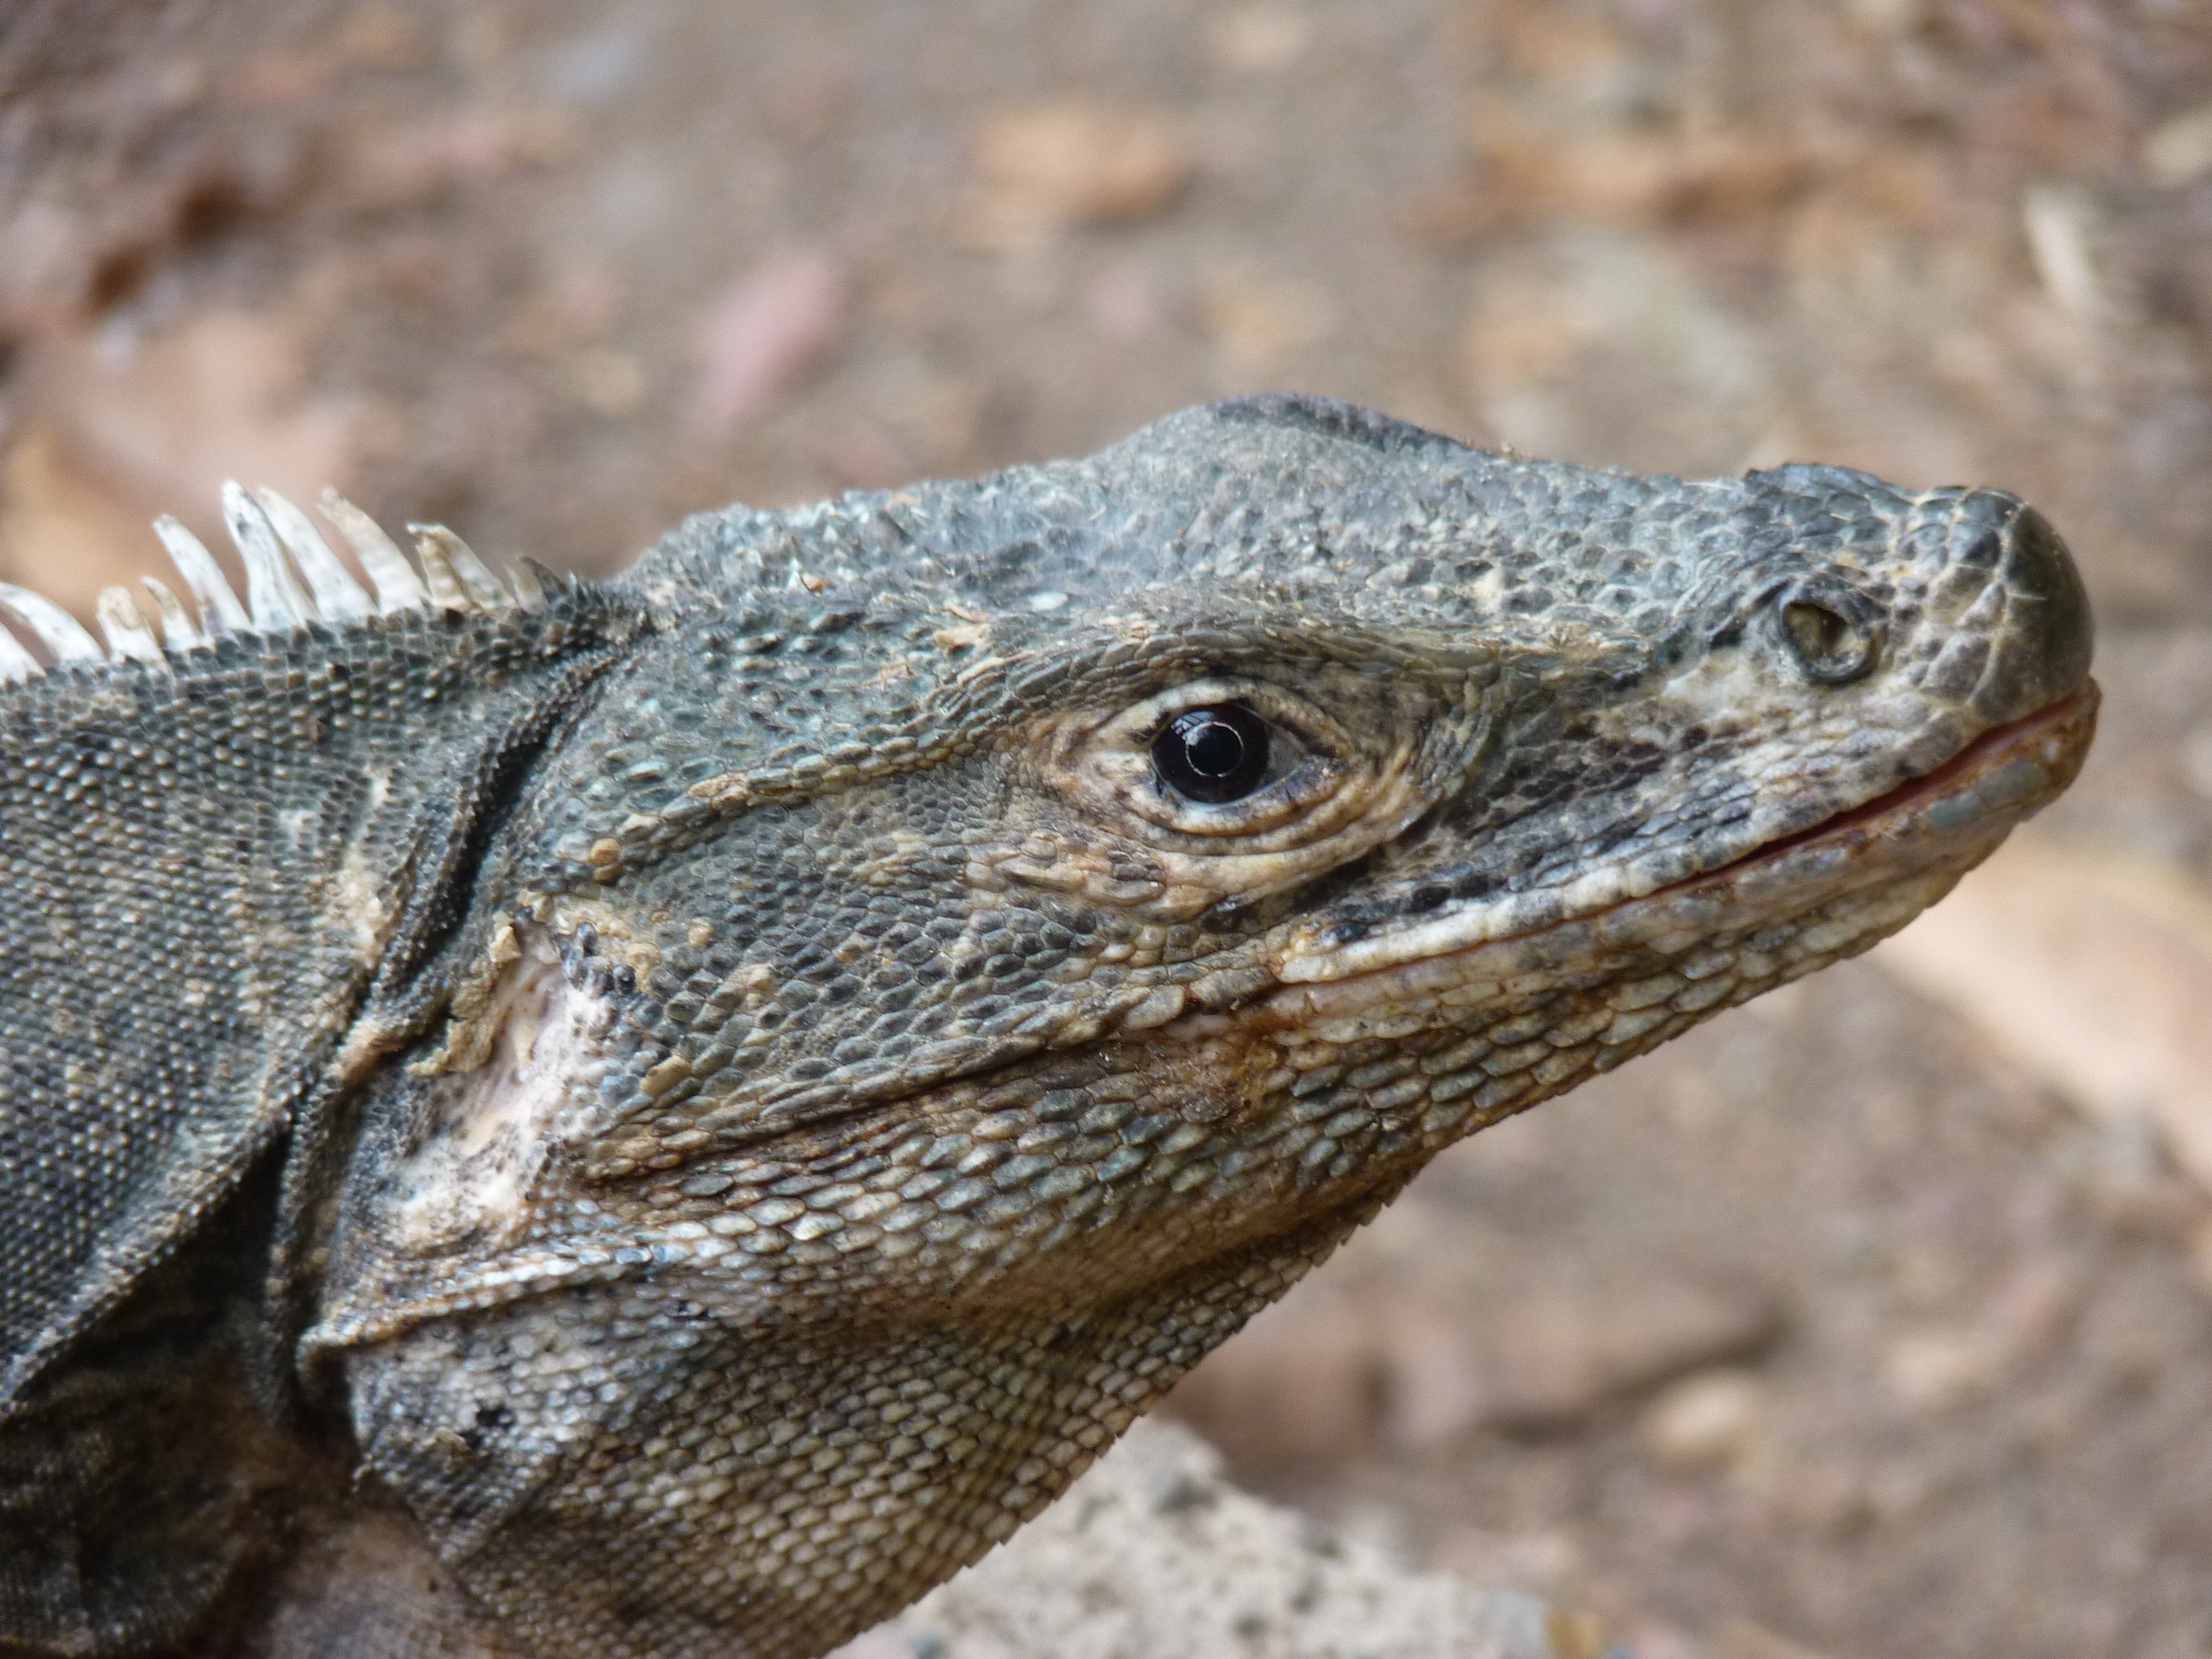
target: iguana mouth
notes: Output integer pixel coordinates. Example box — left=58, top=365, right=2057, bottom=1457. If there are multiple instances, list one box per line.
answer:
left=1264, top=681, right=2099, bottom=1010
left=1695, top=680, right=2099, bottom=877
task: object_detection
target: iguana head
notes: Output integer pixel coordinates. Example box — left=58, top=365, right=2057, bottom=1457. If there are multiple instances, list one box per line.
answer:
left=309, top=396, right=2093, bottom=1658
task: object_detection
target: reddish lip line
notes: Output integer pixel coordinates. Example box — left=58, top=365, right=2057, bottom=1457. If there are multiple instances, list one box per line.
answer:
left=1264, top=681, right=2100, bottom=996
left=1698, top=681, right=2099, bottom=876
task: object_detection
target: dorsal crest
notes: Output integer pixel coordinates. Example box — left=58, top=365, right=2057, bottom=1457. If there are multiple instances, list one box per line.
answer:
left=0, top=483, right=553, bottom=685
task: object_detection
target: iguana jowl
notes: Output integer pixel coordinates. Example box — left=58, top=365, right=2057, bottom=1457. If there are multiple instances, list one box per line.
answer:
left=0, top=396, right=2094, bottom=1658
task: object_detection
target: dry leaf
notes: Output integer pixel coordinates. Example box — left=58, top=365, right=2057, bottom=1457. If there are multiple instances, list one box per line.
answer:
left=1206, top=8, right=1313, bottom=76
left=1169, top=1263, right=1780, bottom=1465
left=1642, top=1368, right=1770, bottom=1472
left=1198, top=270, right=1325, bottom=373
left=0, top=308, right=357, bottom=617
left=1873, top=833, right=2212, bottom=1191
left=2144, top=102, right=2212, bottom=189
left=1719, top=1619, right=1835, bottom=1659
left=967, top=104, right=1188, bottom=248
left=687, top=246, right=849, bottom=441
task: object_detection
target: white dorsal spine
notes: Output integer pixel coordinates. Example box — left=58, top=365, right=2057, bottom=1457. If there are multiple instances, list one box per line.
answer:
left=153, top=516, right=249, bottom=636
left=0, top=486, right=518, bottom=692
left=408, top=529, right=474, bottom=613
left=221, top=481, right=310, bottom=630
left=321, top=490, right=429, bottom=614
left=257, top=488, right=373, bottom=624
left=0, top=582, right=103, bottom=663
left=139, top=577, right=206, bottom=651
left=96, top=588, right=166, bottom=665
left=509, top=558, right=550, bottom=613
left=410, top=524, right=512, bottom=611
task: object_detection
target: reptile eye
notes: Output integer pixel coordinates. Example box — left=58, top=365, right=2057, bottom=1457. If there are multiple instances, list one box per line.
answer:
left=1154, top=704, right=1271, bottom=804
left=1079, top=674, right=1348, bottom=842
left=1782, top=599, right=1878, bottom=684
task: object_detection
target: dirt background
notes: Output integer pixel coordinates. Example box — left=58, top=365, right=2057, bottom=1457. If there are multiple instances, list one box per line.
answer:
left=5, top=2, right=2212, bottom=1656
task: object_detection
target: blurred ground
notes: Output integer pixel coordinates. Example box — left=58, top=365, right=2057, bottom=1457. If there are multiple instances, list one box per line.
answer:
left=5, top=2, right=2212, bottom=1656
left=846, top=1420, right=1565, bottom=1659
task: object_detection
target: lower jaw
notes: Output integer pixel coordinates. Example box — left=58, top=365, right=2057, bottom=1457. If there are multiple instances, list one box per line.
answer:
left=1256, top=681, right=2101, bottom=1029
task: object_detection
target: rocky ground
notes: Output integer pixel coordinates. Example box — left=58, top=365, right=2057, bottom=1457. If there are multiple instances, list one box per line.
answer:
left=5, top=2, right=2212, bottom=1656
left=843, top=1420, right=1569, bottom=1659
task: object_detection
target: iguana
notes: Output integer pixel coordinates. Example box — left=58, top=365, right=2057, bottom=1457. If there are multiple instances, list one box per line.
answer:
left=0, top=395, right=2094, bottom=1659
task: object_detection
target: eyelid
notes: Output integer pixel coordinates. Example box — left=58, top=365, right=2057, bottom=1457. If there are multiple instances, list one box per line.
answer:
left=1089, top=676, right=1355, bottom=837
left=1103, top=677, right=1353, bottom=761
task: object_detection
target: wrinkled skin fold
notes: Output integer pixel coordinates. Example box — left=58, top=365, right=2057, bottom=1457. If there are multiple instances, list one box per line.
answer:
left=0, top=397, right=2093, bottom=1658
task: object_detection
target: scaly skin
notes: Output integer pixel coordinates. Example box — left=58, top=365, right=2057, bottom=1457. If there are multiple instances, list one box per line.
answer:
left=0, top=397, right=2093, bottom=1657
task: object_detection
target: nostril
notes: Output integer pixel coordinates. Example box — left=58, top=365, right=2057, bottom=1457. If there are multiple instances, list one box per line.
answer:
left=1782, top=599, right=1878, bottom=683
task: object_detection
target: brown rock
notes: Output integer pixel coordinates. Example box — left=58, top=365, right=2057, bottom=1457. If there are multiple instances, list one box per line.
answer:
left=1170, top=1257, right=1783, bottom=1465
left=840, top=1420, right=1570, bottom=1659
left=1450, top=1278, right=1784, bottom=1437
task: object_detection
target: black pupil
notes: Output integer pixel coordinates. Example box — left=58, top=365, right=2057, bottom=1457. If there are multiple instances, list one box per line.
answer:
left=1154, top=704, right=1271, bottom=804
